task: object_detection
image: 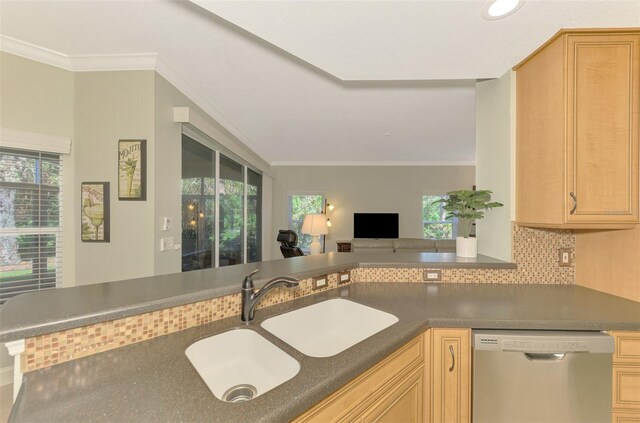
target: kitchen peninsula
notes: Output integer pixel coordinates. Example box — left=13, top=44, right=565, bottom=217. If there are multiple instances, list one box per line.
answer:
left=2, top=253, right=639, bottom=422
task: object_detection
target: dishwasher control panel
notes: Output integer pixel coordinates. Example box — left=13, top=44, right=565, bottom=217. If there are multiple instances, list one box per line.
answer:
left=472, top=330, right=614, bottom=353
left=502, top=339, right=589, bottom=353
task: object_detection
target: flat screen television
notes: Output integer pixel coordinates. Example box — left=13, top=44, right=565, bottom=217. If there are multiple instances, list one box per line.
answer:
left=353, top=213, right=399, bottom=239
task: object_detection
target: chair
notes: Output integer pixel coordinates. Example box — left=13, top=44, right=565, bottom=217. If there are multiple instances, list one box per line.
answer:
left=277, top=230, right=305, bottom=258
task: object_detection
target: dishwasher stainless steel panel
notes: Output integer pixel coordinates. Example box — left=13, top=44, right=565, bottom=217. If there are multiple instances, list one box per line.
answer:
left=472, top=330, right=614, bottom=423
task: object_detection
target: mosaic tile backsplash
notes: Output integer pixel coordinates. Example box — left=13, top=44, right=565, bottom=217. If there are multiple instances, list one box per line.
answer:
left=355, top=223, right=575, bottom=284
left=21, top=223, right=575, bottom=372
left=23, top=273, right=346, bottom=372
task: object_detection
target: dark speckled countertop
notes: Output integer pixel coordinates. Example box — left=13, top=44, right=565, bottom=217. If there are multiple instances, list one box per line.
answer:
left=0, top=252, right=515, bottom=342
left=9, top=282, right=640, bottom=423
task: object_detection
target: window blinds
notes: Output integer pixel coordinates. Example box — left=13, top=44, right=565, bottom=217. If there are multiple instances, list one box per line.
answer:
left=0, top=147, right=63, bottom=305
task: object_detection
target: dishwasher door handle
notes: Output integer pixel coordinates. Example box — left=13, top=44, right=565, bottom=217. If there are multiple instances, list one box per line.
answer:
left=523, top=352, right=567, bottom=361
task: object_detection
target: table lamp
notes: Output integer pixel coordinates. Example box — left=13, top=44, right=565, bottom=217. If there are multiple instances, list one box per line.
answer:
left=301, top=213, right=329, bottom=255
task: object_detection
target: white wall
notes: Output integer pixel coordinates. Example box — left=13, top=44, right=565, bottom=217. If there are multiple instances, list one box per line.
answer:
left=271, top=165, right=475, bottom=258
left=475, top=71, right=515, bottom=261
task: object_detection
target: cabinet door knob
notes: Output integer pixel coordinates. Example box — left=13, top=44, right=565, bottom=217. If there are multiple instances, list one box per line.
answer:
left=569, top=192, right=577, bottom=215
left=448, top=345, right=455, bottom=372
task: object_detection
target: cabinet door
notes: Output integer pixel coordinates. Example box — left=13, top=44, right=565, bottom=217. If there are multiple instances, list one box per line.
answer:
left=612, top=331, right=640, bottom=421
left=294, top=335, right=424, bottom=423
left=431, top=329, right=470, bottom=423
left=361, top=366, right=424, bottom=423
left=566, top=33, right=640, bottom=224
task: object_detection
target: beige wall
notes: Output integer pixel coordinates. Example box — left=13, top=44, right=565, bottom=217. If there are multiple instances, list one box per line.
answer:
left=271, top=165, right=475, bottom=258
left=475, top=71, right=515, bottom=261
left=0, top=52, right=76, bottom=288
left=576, top=227, right=640, bottom=302
left=0, top=53, right=76, bottom=369
left=74, top=71, right=156, bottom=285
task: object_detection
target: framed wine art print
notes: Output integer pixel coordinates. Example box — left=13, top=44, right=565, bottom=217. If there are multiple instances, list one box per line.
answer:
left=118, top=139, right=146, bottom=201
left=81, top=182, right=110, bottom=242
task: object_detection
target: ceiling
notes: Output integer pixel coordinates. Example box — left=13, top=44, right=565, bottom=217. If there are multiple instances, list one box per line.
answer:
left=1, top=1, right=638, bottom=166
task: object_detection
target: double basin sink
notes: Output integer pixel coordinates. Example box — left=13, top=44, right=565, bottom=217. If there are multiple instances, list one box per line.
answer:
left=185, top=298, right=398, bottom=402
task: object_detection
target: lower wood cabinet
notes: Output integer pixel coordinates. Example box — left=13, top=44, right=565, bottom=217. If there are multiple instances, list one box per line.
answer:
left=360, top=365, right=425, bottom=423
left=429, top=328, right=471, bottom=423
left=293, top=334, right=426, bottom=423
left=291, top=328, right=640, bottom=423
left=293, top=328, right=473, bottom=423
left=612, top=331, right=640, bottom=423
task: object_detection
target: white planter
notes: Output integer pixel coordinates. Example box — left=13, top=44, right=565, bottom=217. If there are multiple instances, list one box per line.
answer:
left=456, top=237, right=477, bottom=258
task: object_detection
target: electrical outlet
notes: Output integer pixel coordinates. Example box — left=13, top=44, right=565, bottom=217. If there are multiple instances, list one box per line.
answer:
left=312, top=275, right=328, bottom=290
left=338, top=270, right=351, bottom=285
left=162, top=217, right=173, bottom=231
left=423, top=269, right=442, bottom=282
left=559, top=248, right=572, bottom=267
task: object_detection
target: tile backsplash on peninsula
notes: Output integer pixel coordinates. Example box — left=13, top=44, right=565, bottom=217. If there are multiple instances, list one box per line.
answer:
left=356, top=222, right=575, bottom=284
left=20, top=222, right=574, bottom=372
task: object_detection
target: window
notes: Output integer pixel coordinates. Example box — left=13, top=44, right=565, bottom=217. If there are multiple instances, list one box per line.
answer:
left=422, top=195, right=455, bottom=240
left=288, top=194, right=324, bottom=253
left=0, top=148, right=62, bottom=305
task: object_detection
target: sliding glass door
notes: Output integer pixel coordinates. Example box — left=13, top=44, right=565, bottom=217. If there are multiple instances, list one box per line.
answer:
left=247, top=169, right=262, bottom=263
left=181, top=135, right=215, bottom=271
left=181, top=131, right=262, bottom=271
left=218, top=155, right=244, bottom=267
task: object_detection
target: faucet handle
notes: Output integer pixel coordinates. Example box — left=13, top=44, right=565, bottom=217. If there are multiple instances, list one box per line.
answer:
left=242, top=269, right=260, bottom=289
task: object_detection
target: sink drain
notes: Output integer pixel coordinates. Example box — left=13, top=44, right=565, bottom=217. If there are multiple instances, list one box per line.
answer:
left=222, top=384, right=258, bottom=403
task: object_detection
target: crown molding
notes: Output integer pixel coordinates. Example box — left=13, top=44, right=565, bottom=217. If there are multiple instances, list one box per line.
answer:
left=270, top=161, right=476, bottom=167
left=1, top=35, right=72, bottom=70
left=71, top=53, right=157, bottom=72
left=0, top=35, right=157, bottom=71
left=1, top=36, right=272, bottom=166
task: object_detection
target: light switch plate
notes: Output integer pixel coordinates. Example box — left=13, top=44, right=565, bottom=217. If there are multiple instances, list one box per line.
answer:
left=163, top=217, right=173, bottom=231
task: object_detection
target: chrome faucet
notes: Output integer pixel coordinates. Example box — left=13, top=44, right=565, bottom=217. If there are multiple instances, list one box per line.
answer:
left=241, top=269, right=299, bottom=323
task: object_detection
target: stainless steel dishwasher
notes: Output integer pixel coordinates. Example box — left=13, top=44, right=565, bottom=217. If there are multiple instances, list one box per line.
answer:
left=472, top=330, right=614, bottom=423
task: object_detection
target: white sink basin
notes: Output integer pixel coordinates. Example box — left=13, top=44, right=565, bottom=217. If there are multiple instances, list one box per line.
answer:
left=185, top=329, right=299, bottom=402
left=261, top=298, right=399, bottom=358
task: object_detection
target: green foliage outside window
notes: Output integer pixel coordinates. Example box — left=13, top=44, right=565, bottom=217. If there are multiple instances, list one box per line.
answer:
left=422, top=195, right=453, bottom=240
left=289, top=195, right=323, bottom=251
left=0, top=149, right=61, bottom=304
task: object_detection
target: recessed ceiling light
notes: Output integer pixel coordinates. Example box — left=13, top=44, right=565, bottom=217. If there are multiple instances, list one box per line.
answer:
left=482, top=0, right=525, bottom=20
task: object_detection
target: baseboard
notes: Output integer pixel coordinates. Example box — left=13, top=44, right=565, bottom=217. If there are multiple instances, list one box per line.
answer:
left=0, top=366, right=12, bottom=387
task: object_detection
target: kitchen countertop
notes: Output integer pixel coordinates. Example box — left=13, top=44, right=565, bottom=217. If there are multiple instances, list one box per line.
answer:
left=0, top=252, right=515, bottom=342
left=9, top=282, right=640, bottom=423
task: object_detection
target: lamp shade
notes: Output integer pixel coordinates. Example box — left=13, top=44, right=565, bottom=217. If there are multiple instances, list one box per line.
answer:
left=301, top=213, right=329, bottom=235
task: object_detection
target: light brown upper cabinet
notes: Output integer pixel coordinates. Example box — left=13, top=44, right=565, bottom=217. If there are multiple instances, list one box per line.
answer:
left=515, top=29, right=640, bottom=229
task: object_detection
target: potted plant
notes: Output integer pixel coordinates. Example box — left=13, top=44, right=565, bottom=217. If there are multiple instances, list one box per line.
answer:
left=433, top=190, right=503, bottom=258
